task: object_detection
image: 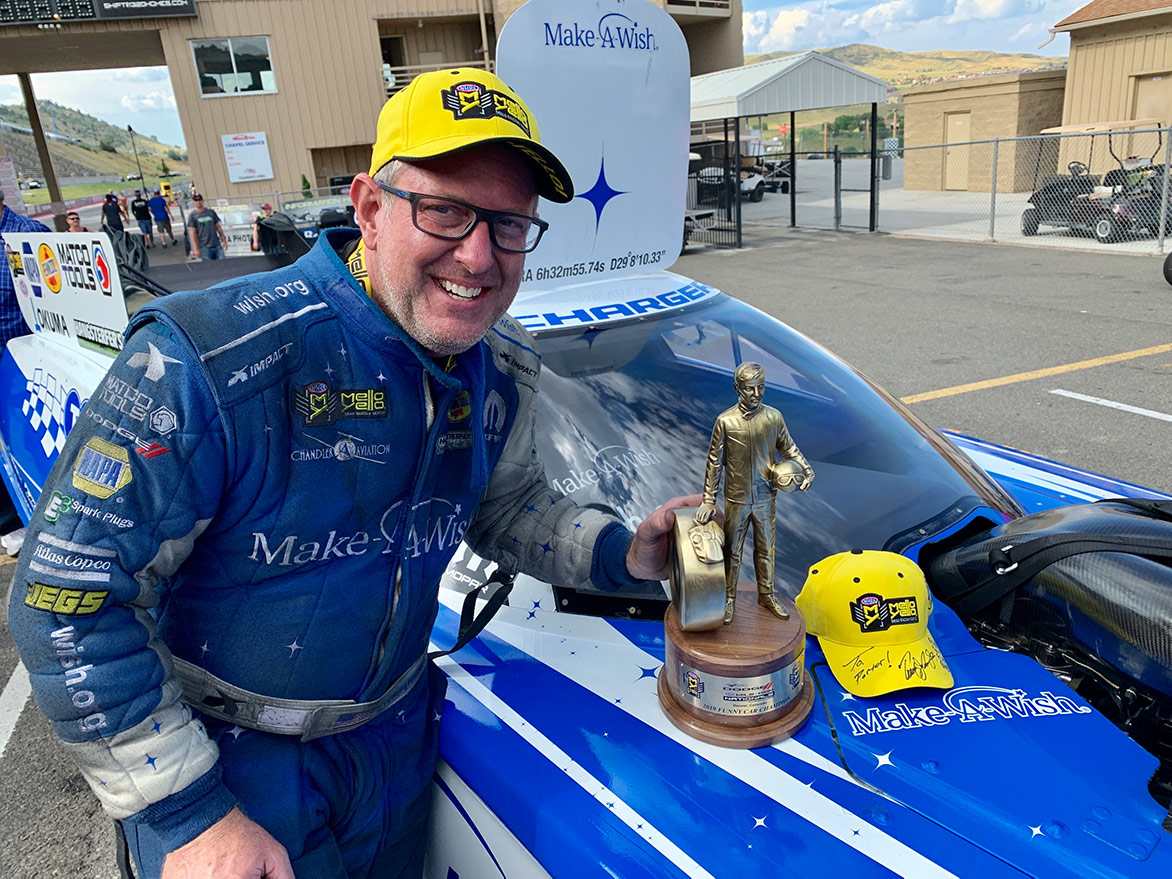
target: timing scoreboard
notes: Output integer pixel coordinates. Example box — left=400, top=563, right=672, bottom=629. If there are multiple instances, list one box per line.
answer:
left=0, top=0, right=197, bottom=26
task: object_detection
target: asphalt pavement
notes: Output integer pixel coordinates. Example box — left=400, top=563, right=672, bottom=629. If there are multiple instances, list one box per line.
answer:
left=678, top=224, right=1172, bottom=494
left=0, top=225, right=1169, bottom=876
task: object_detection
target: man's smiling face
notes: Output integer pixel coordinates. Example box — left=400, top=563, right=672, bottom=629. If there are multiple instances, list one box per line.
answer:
left=356, top=145, right=537, bottom=356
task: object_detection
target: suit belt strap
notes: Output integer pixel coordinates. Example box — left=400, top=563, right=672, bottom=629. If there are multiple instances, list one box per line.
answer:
left=172, top=653, right=427, bottom=742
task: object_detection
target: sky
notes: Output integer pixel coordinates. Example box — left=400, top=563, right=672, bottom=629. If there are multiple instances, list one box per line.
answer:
left=742, top=0, right=1079, bottom=57
left=0, top=1, right=1084, bottom=150
left=0, top=67, right=184, bottom=148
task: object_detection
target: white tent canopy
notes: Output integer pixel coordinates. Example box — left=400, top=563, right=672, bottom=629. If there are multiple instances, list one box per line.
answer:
left=691, top=52, right=889, bottom=122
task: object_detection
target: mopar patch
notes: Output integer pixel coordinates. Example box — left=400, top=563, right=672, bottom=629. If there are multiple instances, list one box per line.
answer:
left=441, top=81, right=531, bottom=137
left=72, top=437, right=132, bottom=499
left=293, top=382, right=387, bottom=427
left=850, top=593, right=919, bottom=633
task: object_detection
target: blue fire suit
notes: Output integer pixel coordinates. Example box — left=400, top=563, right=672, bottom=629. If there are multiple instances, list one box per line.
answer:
left=8, top=229, right=638, bottom=876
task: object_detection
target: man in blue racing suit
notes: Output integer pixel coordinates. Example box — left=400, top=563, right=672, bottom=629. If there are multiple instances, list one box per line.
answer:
left=8, top=68, right=690, bottom=878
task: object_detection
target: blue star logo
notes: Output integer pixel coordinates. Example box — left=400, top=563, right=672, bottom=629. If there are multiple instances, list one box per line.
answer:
left=145, top=754, right=158, bottom=769
left=576, top=159, right=626, bottom=231
left=637, top=665, right=659, bottom=681
left=151, top=719, right=162, bottom=734
left=527, top=610, right=537, bottom=620
left=540, top=542, right=554, bottom=554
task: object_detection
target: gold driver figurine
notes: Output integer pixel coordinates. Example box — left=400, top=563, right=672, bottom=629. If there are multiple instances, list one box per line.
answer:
left=694, top=362, right=813, bottom=624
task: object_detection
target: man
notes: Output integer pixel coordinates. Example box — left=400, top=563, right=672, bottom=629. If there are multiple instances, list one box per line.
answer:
left=8, top=68, right=687, bottom=878
left=131, top=189, right=155, bottom=248
left=187, top=194, right=228, bottom=259
left=0, top=188, right=50, bottom=349
left=695, top=361, right=814, bottom=623
left=252, top=202, right=279, bottom=255
left=101, top=192, right=125, bottom=232
left=147, top=189, right=178, bottom=247
left=66, top=211, right=91, bottom=232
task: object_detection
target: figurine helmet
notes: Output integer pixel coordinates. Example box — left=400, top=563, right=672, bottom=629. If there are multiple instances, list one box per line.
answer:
left=770, top=459, right=805, bottom=492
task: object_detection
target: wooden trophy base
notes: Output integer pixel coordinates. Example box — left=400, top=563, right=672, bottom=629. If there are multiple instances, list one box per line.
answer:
left=658, top=585, right=814, bottom=749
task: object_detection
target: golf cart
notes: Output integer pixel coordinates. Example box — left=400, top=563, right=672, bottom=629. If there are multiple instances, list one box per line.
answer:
left=1022, top=122, right=1172, bottom=243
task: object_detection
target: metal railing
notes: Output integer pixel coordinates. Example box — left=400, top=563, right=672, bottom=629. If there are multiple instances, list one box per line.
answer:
left=382, top=59, right=494, bottom=98
left=738, top=126, right=1172, bottom=255
left=665, top=0, right=731, bottom=10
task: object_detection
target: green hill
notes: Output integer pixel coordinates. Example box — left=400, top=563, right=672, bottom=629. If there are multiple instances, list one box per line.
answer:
left=0, top=99, right=185, bottom=158
left=746, top=44, right=1067, bottom=92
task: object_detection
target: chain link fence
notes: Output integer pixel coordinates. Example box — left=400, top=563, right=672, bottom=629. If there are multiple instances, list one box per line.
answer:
left=739, top=126, right=1172, bottom=255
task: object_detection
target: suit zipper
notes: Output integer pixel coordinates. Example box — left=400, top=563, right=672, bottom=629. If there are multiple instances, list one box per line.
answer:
left=373, top=372, right=439, bottom=674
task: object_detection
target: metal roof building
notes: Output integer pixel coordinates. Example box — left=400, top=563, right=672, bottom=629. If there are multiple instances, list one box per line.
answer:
left=690, top=52, right=889, bottom=122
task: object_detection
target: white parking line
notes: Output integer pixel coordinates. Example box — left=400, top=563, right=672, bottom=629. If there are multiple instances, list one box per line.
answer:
left=0, top=662, right=30, bottom=760
left=1050, top=389, right=1172, bottom=422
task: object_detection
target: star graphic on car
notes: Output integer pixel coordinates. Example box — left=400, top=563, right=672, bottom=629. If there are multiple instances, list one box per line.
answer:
left=127, top=342, right=181, bottom=381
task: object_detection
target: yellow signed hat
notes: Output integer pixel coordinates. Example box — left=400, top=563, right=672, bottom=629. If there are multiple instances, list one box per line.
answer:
left=369, top=67, right=573, bottom=203
left=795, top=550, right=953, bottom=698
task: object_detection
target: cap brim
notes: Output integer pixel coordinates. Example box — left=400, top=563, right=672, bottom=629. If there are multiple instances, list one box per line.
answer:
left=392, top=135, right=574, bottom=204
left=818, top=631, right=954, bottom=698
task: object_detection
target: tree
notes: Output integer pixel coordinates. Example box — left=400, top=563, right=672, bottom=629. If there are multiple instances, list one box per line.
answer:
left=301, top=173, right=312, bottom=197
left=99, top=140, right=117, bottom=153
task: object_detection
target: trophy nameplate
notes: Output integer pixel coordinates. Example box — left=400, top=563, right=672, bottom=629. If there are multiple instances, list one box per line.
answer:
left=657, top=586, right=814, bottom=748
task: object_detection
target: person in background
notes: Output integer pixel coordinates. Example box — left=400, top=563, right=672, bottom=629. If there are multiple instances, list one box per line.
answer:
left=147, top=189, right=177, bottom=247
left=101, top=192, right=125, bottom=233
left=130, top=189, right=155, bottom=248
left=66, top=211, right=91, bottom=233
left=187, top=194, right=228, bottom=260
left=251, top=202, right=280, bottom=255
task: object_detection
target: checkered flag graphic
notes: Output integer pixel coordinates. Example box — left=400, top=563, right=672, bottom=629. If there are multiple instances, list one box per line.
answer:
left=22, top=368, right=70, bottom=457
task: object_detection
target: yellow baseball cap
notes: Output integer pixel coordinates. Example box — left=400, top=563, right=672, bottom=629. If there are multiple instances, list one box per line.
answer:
left=369, top=67, right=574, bottom=204
left=795, top=550, right=953, bottom=698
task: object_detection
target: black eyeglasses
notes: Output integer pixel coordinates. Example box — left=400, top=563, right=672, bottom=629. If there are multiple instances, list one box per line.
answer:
left=375, top=183, right=548, bottom=254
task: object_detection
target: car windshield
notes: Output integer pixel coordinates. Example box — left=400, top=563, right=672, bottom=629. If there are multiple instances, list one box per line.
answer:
left=531, top=294, right=1019, bottom=599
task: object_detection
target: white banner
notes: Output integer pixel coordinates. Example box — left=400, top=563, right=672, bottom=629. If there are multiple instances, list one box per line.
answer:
left=3, top=232, right=129, bottom=359
left=497, top=0, right=690, bottom=291
left=221, top=131, right=275, bottom=183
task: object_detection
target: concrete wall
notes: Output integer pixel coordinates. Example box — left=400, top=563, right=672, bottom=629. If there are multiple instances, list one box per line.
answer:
left=902, top=70, right=1066, bottom=192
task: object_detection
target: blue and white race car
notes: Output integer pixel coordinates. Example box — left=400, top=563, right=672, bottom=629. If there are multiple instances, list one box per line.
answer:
left=2, top=2, right=1171, bottom=877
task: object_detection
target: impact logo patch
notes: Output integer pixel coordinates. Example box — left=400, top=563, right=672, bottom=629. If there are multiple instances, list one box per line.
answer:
left=850, top=593, right=919, bottom=633
left=38, top=243, right=62, bottom=294
left=441, top=81, right=531, bottom=137
left=684, top=669, right=704, bottom=698
left=6, top=248, right=22, bottom=278
left=293, top=382, right=387, bottom=427
left=72, top=437, right=133, bottom=499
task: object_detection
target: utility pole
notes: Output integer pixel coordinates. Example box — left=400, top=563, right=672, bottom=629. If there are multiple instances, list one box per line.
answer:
left=18, top=73, right=65, bottom=230
left=127, top=125, right=144, bottom=181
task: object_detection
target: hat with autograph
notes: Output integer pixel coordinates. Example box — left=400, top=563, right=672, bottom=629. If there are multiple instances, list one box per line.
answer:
left=369, top=67, right=574, bottom=203
left=795, top=549, right=953, bottom=698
